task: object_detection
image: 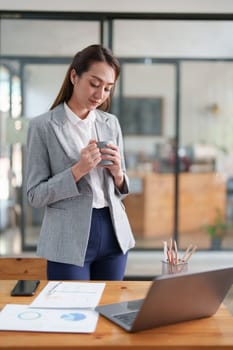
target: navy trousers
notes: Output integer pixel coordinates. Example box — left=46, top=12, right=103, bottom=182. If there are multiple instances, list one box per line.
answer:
left=47, top=207, right=128, bottom=280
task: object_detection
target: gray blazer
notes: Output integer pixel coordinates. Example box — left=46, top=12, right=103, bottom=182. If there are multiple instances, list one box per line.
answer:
left=26, top=104, right=135, bottom=266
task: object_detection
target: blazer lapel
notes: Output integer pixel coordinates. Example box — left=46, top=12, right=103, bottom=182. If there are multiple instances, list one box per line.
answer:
left=49, top=104, right=79, bottom=162
left=94, top=110, right=115, bottom=141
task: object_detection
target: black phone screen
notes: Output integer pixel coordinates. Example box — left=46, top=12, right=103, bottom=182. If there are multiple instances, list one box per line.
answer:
left=10, top=280, right=40, bottom=296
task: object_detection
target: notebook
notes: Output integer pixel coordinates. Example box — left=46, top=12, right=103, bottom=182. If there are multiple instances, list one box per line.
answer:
left=95, top=267, right=233, bottom=332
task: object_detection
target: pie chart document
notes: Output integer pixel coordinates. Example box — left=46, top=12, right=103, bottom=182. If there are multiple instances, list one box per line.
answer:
left=0, top=304, right=99, bottom=333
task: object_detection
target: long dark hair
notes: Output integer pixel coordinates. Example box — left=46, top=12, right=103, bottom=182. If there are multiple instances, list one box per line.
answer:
left=50, top=44, right=120, bottom=111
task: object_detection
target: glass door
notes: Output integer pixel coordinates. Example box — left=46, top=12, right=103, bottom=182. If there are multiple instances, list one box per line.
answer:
left=112, top=61, right=177, bottom=248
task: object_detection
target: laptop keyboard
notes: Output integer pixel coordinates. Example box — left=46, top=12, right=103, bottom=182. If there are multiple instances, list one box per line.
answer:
left=113, top=311, right=139, bottom=326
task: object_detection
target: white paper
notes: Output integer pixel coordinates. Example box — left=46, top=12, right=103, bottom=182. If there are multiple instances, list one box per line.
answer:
left=30, top=281, right=105, bottom=309
left=0, top=304, right=98, bottom=333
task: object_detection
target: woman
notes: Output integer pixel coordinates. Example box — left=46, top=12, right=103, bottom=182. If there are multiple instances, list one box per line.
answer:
left=26, top=44, right=135, bottom=280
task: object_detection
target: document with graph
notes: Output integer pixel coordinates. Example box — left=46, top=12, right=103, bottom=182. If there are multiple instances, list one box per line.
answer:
left=29, top=281, right=106, bottom=309
left=0, top=304, right=99, bottom=333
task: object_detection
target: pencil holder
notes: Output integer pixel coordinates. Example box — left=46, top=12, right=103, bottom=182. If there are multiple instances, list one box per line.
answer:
left=161, top=260, right=188, bottom=275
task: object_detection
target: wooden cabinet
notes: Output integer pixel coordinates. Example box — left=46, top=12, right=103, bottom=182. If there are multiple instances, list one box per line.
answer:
left=124, top=173, right=226, bottom=238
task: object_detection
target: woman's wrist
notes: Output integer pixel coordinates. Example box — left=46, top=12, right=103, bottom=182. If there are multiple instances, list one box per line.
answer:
left=113, top=172, right=124, bottom=190
left=71, top=164, right=84, bottom=182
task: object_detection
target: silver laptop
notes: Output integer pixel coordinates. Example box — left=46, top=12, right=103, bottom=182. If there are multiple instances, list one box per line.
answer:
left=95, top=267, right=233, bottom=332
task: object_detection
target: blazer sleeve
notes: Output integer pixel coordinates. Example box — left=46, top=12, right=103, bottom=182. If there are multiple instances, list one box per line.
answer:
left=113, top=116, right=130, bottom=200
left=26, top=116, right=80, bottom=208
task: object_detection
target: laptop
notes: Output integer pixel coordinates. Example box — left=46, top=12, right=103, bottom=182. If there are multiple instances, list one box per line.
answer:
left=95, top=267, right=233, bottom=332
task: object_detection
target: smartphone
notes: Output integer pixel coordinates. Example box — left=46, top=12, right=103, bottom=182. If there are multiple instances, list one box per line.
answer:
left=10, top=280, right=40, bottom=296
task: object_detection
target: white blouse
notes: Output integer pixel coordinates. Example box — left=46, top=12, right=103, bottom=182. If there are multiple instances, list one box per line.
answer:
left=64, top=102, right=109, bottom=208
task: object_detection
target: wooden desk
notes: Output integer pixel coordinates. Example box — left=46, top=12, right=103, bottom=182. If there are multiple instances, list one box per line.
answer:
left=1, top=280, right=233, bottom=350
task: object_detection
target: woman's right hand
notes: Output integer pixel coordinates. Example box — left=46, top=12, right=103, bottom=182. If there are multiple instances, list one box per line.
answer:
left=71, top=140, right=101, bottom=182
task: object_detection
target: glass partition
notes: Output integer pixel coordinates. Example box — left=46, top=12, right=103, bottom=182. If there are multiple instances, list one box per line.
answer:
left=0, top=13, right=233, bottom=254
left=113, top=19, right=233, bottom=250
left=179, top=61, right=233, bottom=250
left=0, top=18, right=101, bottom=252
left=111, top=62, right=176, bottom=248
left=114, top=20, right=233, bottom=58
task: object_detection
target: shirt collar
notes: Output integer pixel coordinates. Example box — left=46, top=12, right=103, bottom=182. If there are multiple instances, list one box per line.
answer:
left=64, top=102, right=96, bottom=125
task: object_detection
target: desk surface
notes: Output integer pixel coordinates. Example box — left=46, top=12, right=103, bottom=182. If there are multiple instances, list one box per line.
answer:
left=1, top=280, right=233, bottom=350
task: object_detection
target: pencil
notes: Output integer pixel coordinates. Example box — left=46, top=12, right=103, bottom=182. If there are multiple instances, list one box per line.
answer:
left=181, top=244, right=193, bottom=262
left=185, top=245, right=197, bottom=262
left=174, top=240, right=178, bottom=264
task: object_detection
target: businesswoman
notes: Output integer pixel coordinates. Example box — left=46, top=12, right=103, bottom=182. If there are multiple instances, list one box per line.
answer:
left=26, top=44, right=135, bottom=280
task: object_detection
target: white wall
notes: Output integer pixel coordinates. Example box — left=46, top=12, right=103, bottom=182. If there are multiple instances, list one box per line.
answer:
left=181, top=61, right=233, bottom=149
left=0, top=0, right=233, bottom=13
